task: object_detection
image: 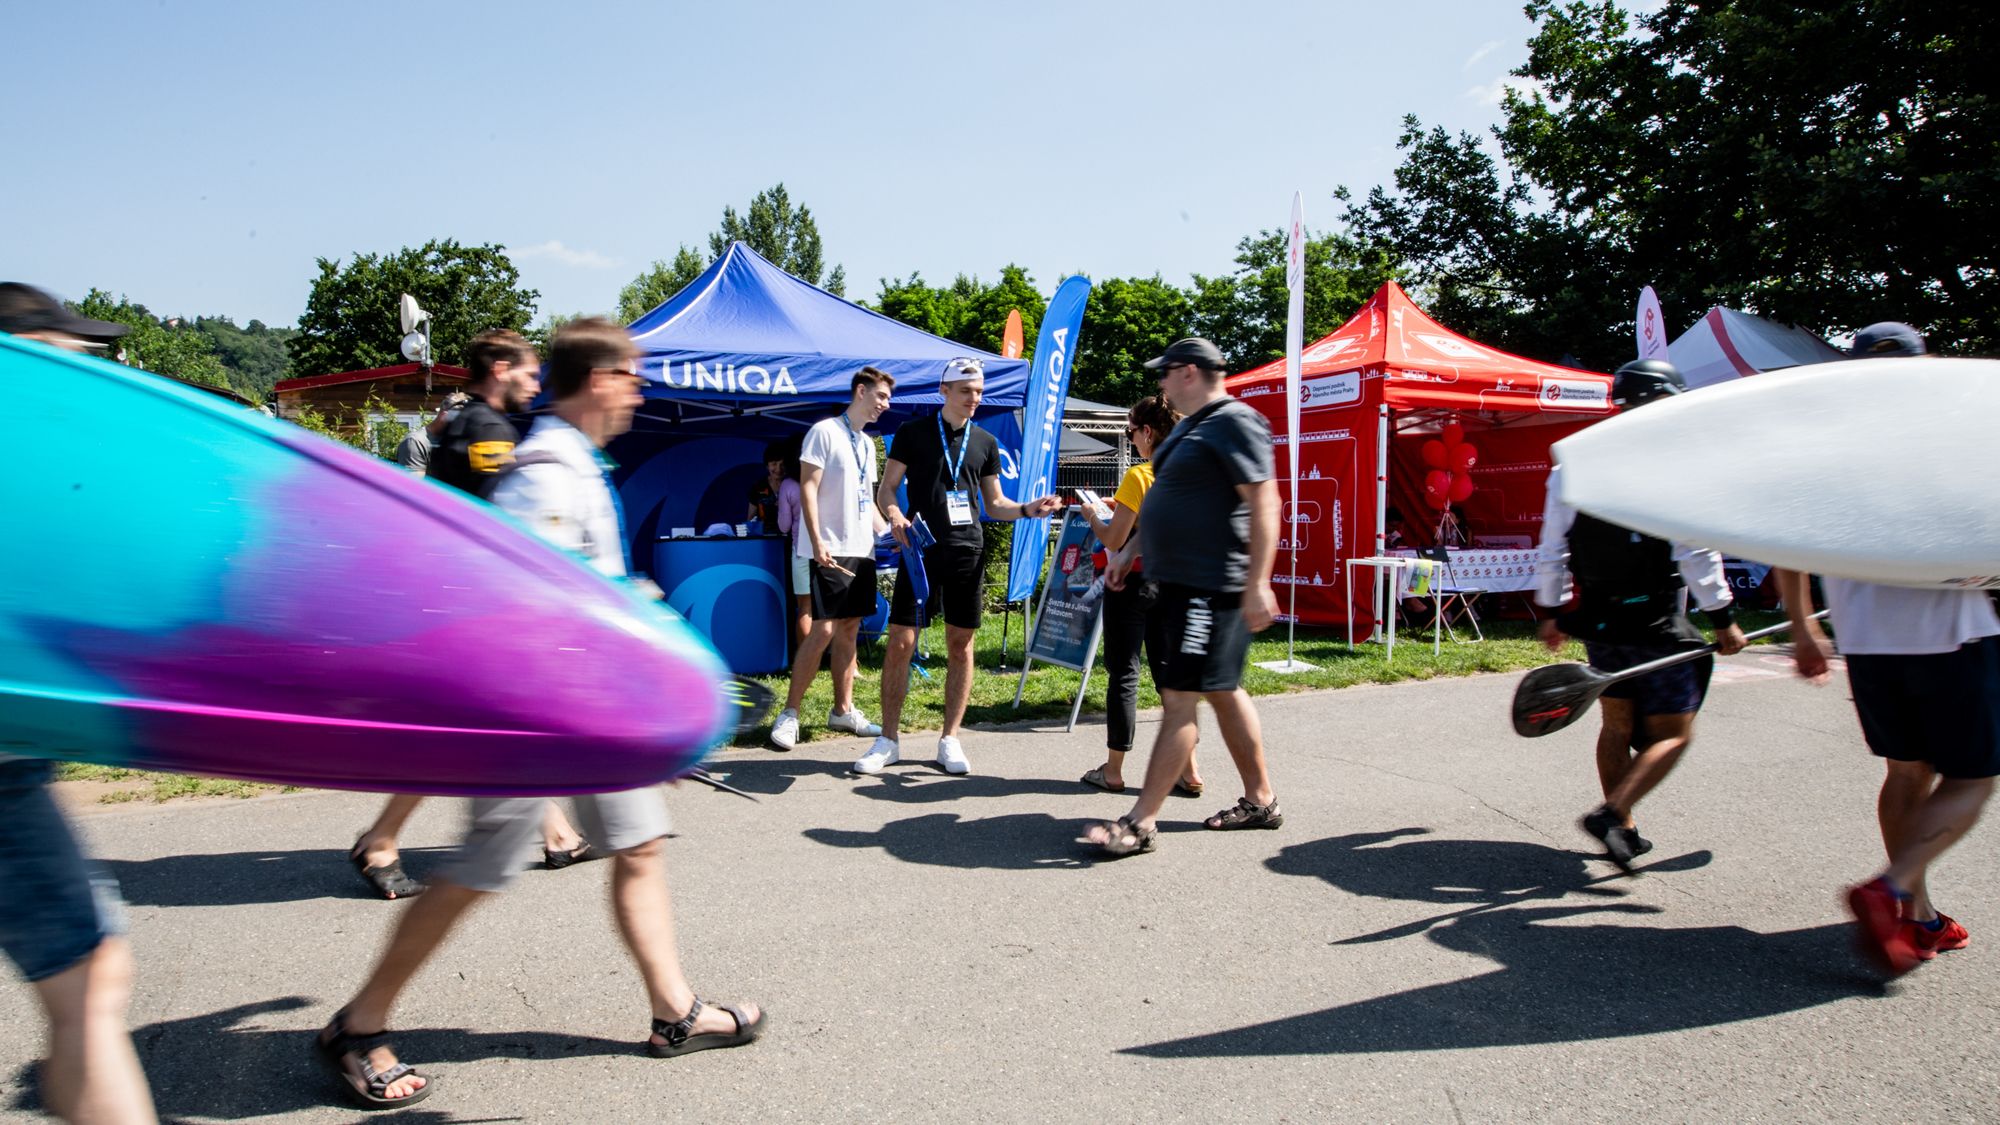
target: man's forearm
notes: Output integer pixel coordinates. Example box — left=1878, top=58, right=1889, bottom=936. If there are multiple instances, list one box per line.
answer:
left=800, top=488, right=825, bottom=554
left=1246, top=483, right=1278, bottom=586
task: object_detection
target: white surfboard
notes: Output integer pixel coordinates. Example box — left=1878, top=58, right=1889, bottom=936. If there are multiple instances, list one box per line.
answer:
left=1553, top=357, right=2000, bottom=589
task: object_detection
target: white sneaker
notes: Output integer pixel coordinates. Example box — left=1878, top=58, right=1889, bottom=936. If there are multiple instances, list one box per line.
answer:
left=936, top=735, right=971, bottom=775
left=769, top=709, right=799, bottom=752
left=853, top=737, right=900, bottom=775
left=826, top=708, right=882, bottom=737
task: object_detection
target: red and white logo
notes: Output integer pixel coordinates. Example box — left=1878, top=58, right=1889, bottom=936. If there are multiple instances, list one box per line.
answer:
left=1300, top=372, right=1361, bottom=410
left=1537, top=377, right=1611, bottom=412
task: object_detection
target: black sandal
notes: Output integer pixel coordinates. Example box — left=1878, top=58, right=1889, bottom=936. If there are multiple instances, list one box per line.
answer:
left=1204, top=798, right=1284, bottom=831
left=349, top=837, right=425, bottom=900
left=647, top=996, right=764, bottom=1058
left=316, top=1012, right=434, bottom=1109
left=1083, top=816, right=1156, bottom=857
left=542, top=842, right=599, bottom=870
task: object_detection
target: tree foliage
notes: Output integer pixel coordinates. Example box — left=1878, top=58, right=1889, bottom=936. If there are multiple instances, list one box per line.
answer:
left=1189, top=229, right=1399, bottom=373
left=287, top=239, right=539, bottom=377
left=1346, top=0, right=2000, bottom=366
left=873, top=266, right=1047, bottom=356
left=194, top=315, right=294, bottom=402
left=617, top=183, right=847, bottom=323
left=1069, top=276, right=1189, bottom=406
left=71, top=290, right=233, bottom=391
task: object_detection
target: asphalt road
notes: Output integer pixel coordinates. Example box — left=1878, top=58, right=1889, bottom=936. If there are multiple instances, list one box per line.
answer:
left=4, top=646, right=1995, bottom=1123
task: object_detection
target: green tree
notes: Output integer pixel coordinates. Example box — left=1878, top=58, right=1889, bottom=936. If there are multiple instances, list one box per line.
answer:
left=617, top=245, right=706, bottom=323
left=871, top=265, right=1047, bottom=357
left=1347, top=0, right=2000, bottom=365
left=287, top=239, right=539, bottom=377
left=1070, top=275, right=1191, bottom=406
left=194, top=315, right=295, bottom=402
left=71, top=291, right=233, bottom=391
left=615, top=183, right=848, bottom=322
left=710, top=183, right=844, bottom=296
left=1187, top=229, right=1399, bottom=372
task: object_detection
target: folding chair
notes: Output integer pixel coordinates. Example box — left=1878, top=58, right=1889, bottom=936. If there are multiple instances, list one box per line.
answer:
left=1427, top=547, right=1485, bottom=642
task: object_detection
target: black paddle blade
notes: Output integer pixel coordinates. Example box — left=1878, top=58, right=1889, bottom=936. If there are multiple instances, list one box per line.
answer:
left=721, top=676, right=779, bottom=734
left=1511, top=663, right=1611, bottom=738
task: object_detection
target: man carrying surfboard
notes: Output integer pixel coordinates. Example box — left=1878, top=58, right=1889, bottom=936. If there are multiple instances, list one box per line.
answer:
left=351, top=331, right=594, bottom=897
left=319, top=319, right=762, bottom=1109
left=0, top=283, right=159, bottom=1123
left=1534, top=359, right=1746, bottom=872
left=1776, top=322, right=1997, bottom=977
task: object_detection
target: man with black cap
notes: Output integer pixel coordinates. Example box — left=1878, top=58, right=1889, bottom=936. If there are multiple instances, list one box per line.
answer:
left=1778, top=322, right=1997, bottom=977
left=1082, top=338, right=1284, bottom=856
left=864, top=356, right=1061, bottom=776
left=0, top=284, right=158, bottom=1122
left=1533, top=358, right=1746, bottom=872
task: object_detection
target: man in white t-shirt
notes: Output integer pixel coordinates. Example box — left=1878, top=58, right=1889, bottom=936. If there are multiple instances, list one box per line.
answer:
left=1780, top=322, right=1997, bottom=977
left=769, top=367, right=894, bottom=751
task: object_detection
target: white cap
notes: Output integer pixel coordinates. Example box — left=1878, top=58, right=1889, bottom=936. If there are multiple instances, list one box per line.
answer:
left=941, top=356, right=985, bottom=384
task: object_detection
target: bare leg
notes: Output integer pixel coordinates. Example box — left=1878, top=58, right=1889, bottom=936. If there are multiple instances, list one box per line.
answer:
left=543, top=804, right=584, bottom=854
left=33, top=938, right=156, bottom=1125
left=939, top=625, right=978, bottom=738
left=1593, top=698, right=1639, bottom=826
left=878, top=625, right=919, bottom=741
left=829, top=618, right=862, bottom=716
left=1877, top=760, right=1935, bottom=915
left=1206, top=688, right=1275, bottom=806
left=784, top=618, right=837, bottom=713
left=1882, top=769, right=1993, bottom=920
left=332, top=880, right=484, bottom=1102
left=1109, top=689, right=1202, bottom=833
left=607, top=838, right=762, bottom=1044
left=1603, top=712, right=1695, bottom=819
left=792, top=595, right=812, bottom=650
left=357, top=794, right=423, bottom=867
left=1096, top=747, right=1129, bottom=789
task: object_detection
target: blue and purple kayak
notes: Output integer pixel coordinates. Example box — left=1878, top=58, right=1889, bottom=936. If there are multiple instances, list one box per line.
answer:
left=0, top=334, right=731, bottom=795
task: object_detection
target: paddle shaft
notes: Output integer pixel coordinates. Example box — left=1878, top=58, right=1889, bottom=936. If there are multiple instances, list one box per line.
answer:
left=1588, top=610, right=1828, bottom=688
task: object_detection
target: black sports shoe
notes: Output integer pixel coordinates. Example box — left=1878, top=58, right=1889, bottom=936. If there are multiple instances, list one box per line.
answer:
left=1623, top=826, right=1654, bottom=858
left=1580, top=805, right=1637, bottom=871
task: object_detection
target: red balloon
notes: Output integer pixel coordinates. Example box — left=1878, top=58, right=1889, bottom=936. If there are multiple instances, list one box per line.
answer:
left=1426, top=469, right=1451, bottom=496
left=1421, top=439, right=1447, bottom=469
left=1424, top=486, right=1449, bottom=509
left=1442, top=421, right=1465, bottom=447
left=1453, top=443, right=1479, bottom=472
left=1449, top=473, right=1475, bottom=503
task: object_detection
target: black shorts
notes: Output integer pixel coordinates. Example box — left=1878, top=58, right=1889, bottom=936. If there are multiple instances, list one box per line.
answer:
left=1146, top=583, right=1253, bottom=694
left=1846, top=635, right=2000, bottom=779
left=1584, top=641, right=1712, bottom=719
left=890, top=545, right=985, bottom=630
left=809, top=557, right=878, bottom=621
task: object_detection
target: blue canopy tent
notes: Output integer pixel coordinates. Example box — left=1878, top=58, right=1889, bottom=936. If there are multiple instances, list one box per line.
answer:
left=609, top=242, right=1029, bottom=674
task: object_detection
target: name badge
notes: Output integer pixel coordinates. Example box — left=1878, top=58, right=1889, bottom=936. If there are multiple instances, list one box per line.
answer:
left=945, top=489, right=974, bottom=526
left=857, top=487, right=871, bottom=516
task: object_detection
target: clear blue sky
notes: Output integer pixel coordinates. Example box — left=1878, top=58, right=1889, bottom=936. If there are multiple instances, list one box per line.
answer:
left=4, top=0, right=1577, bottom=329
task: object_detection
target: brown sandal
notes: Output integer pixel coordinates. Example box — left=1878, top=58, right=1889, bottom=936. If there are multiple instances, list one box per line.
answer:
left=1204, top=798, right=1284, bottom=830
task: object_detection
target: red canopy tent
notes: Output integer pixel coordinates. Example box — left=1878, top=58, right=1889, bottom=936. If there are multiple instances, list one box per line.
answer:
left=1226, top=282, right=1614, bottom=631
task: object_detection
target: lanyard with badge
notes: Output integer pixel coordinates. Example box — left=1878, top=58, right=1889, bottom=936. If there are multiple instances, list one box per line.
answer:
left=840, top=413, right=872, bottom=518
left=938, top=415, right=974, bottom=526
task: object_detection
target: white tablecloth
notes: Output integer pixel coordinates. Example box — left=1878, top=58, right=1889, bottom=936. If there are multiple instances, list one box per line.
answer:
left=1389, top=548, right=1538, bottom=594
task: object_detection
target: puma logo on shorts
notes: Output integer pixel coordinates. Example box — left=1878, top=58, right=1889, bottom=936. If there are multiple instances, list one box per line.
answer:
left=1181, top=597, right=1213, bottom=656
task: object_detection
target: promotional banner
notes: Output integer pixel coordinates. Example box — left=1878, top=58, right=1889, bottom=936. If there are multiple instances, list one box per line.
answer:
left=1002, top=309, right=1024, bottom=359
left=1023, top=511, right=1106, bottom=672
left=1636, top=286, right=1668, bottom=361
left=1004, top=274, right=1093, bottom=603
left=1285, top=191, right=1306, bottom=495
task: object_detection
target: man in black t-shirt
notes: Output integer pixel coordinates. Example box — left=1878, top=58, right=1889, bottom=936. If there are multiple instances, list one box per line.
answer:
left=427, top=329, right=542, bottom=499
left=861, top=356, right=1060, bottom=776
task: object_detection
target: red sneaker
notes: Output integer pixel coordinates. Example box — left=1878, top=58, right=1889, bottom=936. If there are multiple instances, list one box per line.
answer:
left=1847, top=878, right=1920, bottom=977
left=1908, top=914, right=1971, bottom=960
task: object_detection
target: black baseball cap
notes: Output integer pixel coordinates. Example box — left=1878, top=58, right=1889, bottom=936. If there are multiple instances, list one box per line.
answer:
left=1144, top=337, right=1226, bottom=372
left=0, top=282, right=129, bottom=342
left=1850, top=321, right=1925, bottom=358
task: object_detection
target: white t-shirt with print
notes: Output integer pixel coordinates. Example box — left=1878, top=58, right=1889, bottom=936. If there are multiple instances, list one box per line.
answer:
left=797, top=413, right=877, bottom=559
left=1822, top=579, right=2000, bottom=656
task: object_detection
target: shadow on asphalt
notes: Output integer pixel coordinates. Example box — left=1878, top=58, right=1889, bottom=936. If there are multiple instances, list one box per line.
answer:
left=1118, top=828, right=1882, bottom=1056
left=4, top=996, right=628, bottom=1121
left=805, top=812, right=1095, bottom=869
left=101, top=847, right=460, bottom=907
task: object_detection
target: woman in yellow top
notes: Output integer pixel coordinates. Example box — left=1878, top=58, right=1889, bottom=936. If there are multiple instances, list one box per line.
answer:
left=1078, top=394, right=1203, bottom=795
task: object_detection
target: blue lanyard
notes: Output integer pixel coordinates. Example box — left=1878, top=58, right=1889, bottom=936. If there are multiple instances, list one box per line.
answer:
left=840, top=412, right=870, bottom=479
left=937, top=414, right=970, bottom=486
